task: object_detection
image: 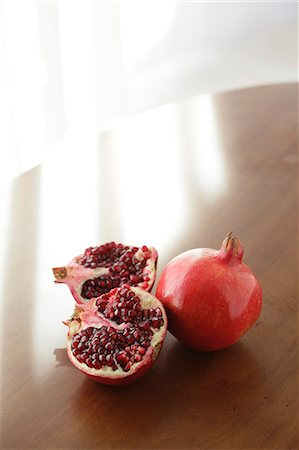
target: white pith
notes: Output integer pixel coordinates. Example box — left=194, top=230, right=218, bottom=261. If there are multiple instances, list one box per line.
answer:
left=66, top=285, right=167, bottom=379
left=74, top=267, right=109, bottom=300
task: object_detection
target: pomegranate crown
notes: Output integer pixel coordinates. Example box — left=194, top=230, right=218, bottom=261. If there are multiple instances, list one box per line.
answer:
left=219, top=232, right=244, bottom=262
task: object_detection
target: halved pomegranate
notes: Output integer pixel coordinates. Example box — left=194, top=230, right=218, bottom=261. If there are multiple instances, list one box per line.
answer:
left=53, top=242, right=158, bottom=304
left=65, top=285, right=167, bottom=385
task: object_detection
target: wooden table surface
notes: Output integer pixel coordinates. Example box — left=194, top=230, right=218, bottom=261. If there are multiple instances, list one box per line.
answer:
left=1, top=83, right=298, bottom=450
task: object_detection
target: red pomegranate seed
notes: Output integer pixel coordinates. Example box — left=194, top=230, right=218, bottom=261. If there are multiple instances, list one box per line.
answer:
left=116, top=352, right=128, bottom=363
left=86, top=357, right=93, bottom=368
left=123, top=362, right=132, bottom=372
left=133, top=330, right=141, bottom=340
left=138, top=346, right=146, bottom=355
left=130, top=274, right=141, bottom=283
left=151, top=317, right=161, bottom=328
left=126, top=335, right=135, bottom=345
left=138, top=321, right=150, bottom=331
left=128, top=310, right=137, bottom=320
left=106, top=355, right=113, bottom=366
left=142, top=310, right=149, bottom=319
left=93, top=360, right=102, bottom=369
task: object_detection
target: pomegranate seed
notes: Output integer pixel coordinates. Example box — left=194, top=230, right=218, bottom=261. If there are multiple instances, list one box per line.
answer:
left=123, top=328, right=130, bottom=337
left=138, top=346, right=146, bottom=355
left=130, top=274, right=141, bottom=283
left=117, top=302, right=125, bottom=308
left=148, top=308, right=156, bottom=318
left=120, top=308, right=127, bottom=317
left=105, top=342, right=113, bottom=351
left=128, top=310, right=137, bottom=320
left=151, top=317, right=161, bottom=328
left=133, top=303, right=141, bottom=312
left=123, top=362, right=132, bottom=372
left=106, top=355, right=113, bottom=366
left=120, top=270, right=129, bottom=278
left=133, top=330, right=141, bottom=340
left=85, top=358, right=93, bottom=368
left=93, top=360, right=102, bottom=369
left=109, top=331, right=118, bottom=340
left=116, top=352, right=128, bottom=363
left=138, top=321, right=150, bottom=331
left=126, top=335, right=135, bottom=345
left=142, top=310, right=149, bottom=319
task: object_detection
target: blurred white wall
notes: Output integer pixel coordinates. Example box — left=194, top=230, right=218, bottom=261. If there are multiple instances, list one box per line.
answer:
left=0, top=0, right=297, bottom=185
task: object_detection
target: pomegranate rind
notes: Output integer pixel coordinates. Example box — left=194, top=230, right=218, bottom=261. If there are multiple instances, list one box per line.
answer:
left=53, top=245, right=158, bottom=304
left=65, top=286, right=167, bottom=385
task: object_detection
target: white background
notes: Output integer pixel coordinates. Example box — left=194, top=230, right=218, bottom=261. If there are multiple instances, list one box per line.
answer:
left=0, top=0, right=297, bottom=185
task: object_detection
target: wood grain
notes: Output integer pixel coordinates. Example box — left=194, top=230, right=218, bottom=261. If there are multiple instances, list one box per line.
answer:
left=1, top=83, right=298, bottom=450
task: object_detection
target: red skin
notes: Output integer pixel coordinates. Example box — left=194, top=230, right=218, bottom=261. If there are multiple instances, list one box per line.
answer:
left=156, top=234, right=262, bottom=351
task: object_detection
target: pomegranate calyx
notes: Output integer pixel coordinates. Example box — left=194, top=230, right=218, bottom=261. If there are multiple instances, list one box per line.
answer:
left=53, top=266, right=68, bottom=281
left=219, top=232, right=243, bottom=263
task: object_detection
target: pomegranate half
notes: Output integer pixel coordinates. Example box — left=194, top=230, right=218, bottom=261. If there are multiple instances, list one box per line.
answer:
left=53, top=242, right=158, bottom=304
left=156, top=233, right=262, bottom=351
left=65, top=285, right=167, bottom=385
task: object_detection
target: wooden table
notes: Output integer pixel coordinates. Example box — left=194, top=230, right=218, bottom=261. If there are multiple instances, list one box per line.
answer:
left=1, top=83, right=297, bottom=450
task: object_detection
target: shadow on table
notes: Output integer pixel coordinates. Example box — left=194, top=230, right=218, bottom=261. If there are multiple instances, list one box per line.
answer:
left=53, top=347, right=70, bottom=367
left=63, top=336, right=265, bottom=449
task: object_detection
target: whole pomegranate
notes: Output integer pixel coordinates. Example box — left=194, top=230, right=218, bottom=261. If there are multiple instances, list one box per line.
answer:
left=53, top=242, right=158, bottom=304
left=156, top=233, right=262, bottom=351
left=64, top=285, right=167, bottom=385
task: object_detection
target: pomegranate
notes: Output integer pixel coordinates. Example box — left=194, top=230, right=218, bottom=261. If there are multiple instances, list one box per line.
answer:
left=53, top=242, right=158, bottom=304
left=64, top=285, right=167, bottom=385
left=156, top=232, right=262, bottom=351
